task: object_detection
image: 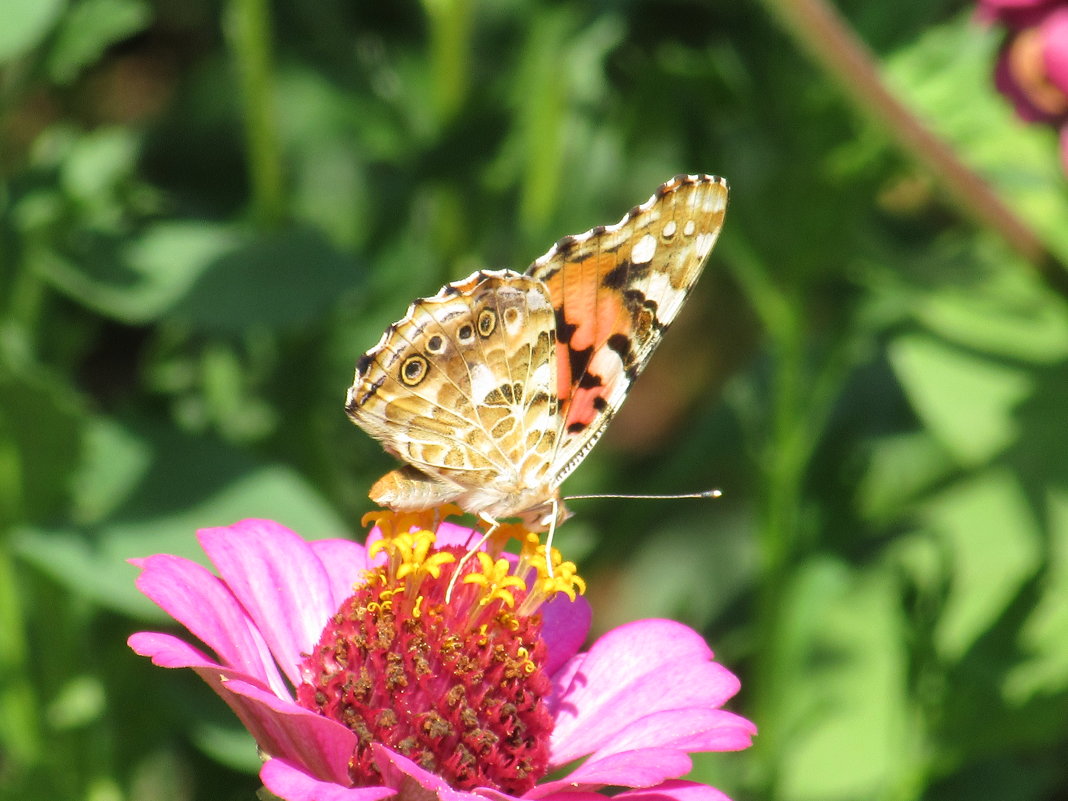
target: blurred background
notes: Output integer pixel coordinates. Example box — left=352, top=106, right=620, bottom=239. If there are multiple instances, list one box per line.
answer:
left=3, top=0, right=1068, bottom=799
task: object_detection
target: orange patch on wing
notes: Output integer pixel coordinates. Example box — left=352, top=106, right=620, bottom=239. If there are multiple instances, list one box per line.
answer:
left=565, top=386, right=600, bottom=428
left=563, top=347, right=625, bottom=429
left=555, top=341, right=573, bottom=402
left=543, top=253, right=632, bottom=425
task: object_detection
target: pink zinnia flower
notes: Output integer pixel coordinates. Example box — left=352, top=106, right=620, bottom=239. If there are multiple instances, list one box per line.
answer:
left=128, top=516, right=755, bottom=801
left=984, top=2, right=1068, bottom=172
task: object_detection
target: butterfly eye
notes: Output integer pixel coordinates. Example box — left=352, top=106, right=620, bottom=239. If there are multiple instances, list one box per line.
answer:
left=400, top=355, right=429, bottom=386
left=477, top=309, right=497, bottom=337
left=426, top=335, right=446, bottom=354
left=457, top=324, right=474, bottom=343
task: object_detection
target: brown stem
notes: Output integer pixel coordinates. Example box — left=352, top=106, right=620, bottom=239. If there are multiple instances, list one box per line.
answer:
left=759, top=0, right=1068, bottom=294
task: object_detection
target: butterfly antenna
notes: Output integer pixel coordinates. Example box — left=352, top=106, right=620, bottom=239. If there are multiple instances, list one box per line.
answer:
left=563, top=488, right=723, bottom=501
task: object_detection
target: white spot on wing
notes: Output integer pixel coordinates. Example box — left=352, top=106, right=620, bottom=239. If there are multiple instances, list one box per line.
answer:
left=530, top=362, right=553, bottom=388
left=644, top=270, right=674, bottom=309
left=683, top=219, right=696, bottom=237
left=631, top=233, right=657, bottom=265
left=469, top=363, right=496, bottom=400
left=503, top=308, right=523, bottom=335
left=526, top=286, right=552, bottom=310
left=662, top=220, right=677, bottom=238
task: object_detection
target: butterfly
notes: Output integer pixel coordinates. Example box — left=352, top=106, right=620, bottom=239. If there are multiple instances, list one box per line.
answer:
left=345, top=174, right=728, bottom=534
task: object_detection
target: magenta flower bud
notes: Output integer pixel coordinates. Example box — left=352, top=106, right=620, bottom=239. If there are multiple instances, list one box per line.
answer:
left=978, top=0, right=1063, bottom=28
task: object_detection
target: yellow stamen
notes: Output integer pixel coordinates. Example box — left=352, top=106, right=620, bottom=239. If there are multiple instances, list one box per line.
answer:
left=478, top=520, right=528, bottom=557
left=463, top=552, right=527, bottom=608
left=363, top=508, right=462, bottom=541
left=368, top=527, right=457, bottom=590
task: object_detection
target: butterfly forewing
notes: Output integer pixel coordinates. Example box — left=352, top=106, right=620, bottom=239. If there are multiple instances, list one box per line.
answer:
left=526, top=174, right=728, bottom=484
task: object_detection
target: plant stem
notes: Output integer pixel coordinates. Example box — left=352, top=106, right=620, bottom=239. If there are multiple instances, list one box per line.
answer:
left=226, top=0, right=285, bottom=228
left=0, top=563, right=41, bottom=765
left=423, top=0, right=473, bottom=125
left=758, top=0, right=1068, bottom=293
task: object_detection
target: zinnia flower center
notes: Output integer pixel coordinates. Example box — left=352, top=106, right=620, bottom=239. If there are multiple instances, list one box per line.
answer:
left=296, top=514, right=584, bottom=795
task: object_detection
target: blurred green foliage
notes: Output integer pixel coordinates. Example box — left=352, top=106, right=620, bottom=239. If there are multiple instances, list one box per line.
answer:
left=2, top=0, right=1068, bottom=799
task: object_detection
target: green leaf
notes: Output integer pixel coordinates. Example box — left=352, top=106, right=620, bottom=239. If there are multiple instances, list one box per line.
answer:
left=34, top=221, right=242, bottom=324
left=46, top=0, right=151, bottom=83
left=893, top=468, right=1068, bottom=766
left=889, top=334, right=1033, bottom=467
left=911, top=266, right=1068, bottom=364
left=920, top=468, right=1042, bottom=661
left=0, top=367, right=85, bottom=525
left=168, top=226, right=360, bottom=334
left=859, top=431, right=956, bottom=522
left=13, top=416, right=348, bottom=617
left=0, top=0, right=65, bottom=64
left=59, top=127, right=140, bottom=206
left=1004, top=488, right=1068, bottom=705
left=772, top=558, right=916, bottom=801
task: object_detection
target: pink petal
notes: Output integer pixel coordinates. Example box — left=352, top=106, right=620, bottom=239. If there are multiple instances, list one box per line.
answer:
left=198, top=519, right=345, bottom=685
left=540, top=594, right=591, bottom=676
left=434, top=522, right=484, bottom=548
left=132, top=553, right=288, bottom=697
left=547, top=653, right=586, bottom=717
left=521, top=792, right=605, bottom=801
left=261, top=758, right=396, bottom=801
left=223, top=678, right=357, bottom=786
left=550, top=620, right=741, bottom=765
left=129, top=631, right=223, bottom=671
left=370, top=745, right=485, bottom=801
left=615, top=780, right=735, bottom=801
left=308, top=538, right=373, bottom=610
left=132, top=630, right=352, bottom=784
left=532, top=750, right=693, bottom=796
left=1041, top=9, right=1068, bottom=93
left=585, top=709, right=756, bottom=762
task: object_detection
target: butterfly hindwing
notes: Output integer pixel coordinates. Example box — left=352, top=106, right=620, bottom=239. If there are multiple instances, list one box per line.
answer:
left=345, top=269, right=560, bottom=514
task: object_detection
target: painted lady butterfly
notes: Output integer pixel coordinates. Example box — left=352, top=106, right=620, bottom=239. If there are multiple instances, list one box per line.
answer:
left=346, top=174, right=728, bottom=533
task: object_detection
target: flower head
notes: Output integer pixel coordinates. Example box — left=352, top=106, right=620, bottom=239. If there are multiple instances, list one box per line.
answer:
left=983, top=1, right=1068, bottom=173
left=129, top=516, right=755, bottom=801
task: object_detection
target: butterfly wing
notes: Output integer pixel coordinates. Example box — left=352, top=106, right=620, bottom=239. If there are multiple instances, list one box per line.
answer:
left=526, top=173, right=728, bottom=485
left=345, top=269, right=561, bottom=517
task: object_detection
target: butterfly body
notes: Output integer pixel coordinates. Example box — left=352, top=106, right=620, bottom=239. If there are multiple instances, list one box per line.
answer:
left=346, top=174, right=728, bottom=529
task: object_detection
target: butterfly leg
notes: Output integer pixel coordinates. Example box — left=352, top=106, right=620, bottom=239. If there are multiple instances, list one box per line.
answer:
left=444, top=514, right=500, bottom=603
left=543, top=497, right=559, bottom=579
